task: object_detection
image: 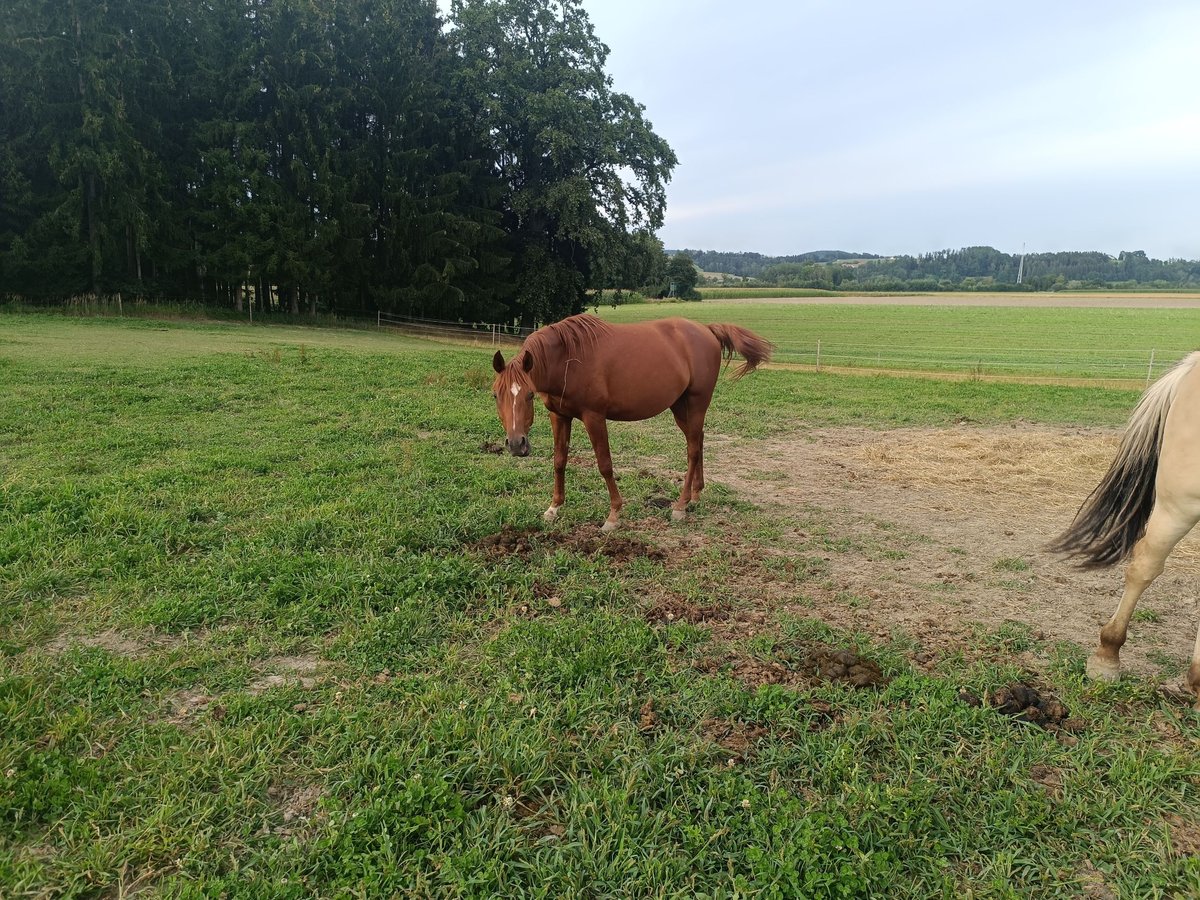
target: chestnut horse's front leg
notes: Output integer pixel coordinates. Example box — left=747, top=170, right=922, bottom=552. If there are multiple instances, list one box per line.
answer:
left=581, top=411, right=623, bottom=532
left=544, top=412, right=572, bottom=522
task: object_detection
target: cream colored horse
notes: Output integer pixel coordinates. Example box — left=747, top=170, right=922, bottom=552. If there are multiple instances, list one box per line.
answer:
left=1052, top=351, right=1200, bottom=705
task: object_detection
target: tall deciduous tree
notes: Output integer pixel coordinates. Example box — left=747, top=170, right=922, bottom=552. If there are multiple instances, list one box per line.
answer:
left=448, top=0, right=676, bottom=324
left=0, top=0, right=679, bottom=321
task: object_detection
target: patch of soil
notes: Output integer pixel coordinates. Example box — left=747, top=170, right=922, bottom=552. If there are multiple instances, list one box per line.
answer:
left=262, top=781, right=327, bottom=839
left=480, top=440, right=504, bottom=454
left=1076, top=859, right=1117, bottom=900
left=45, top=629, right=173, bottom=658
left=473, top=524, right=666, bottom=564
left=638, top=697, right=658, bottom=731
left=1165, top=813, right=1200, bottom=857
left=1029, top=764, right=1064, bottom=798
left=161, top=688, right=217, bottom=728
left=644, top=596, right=729, bottom=625
left=701, top=718, right=771, bottom=764
left=697, top=643, right=888, bottom=692
left=246, top=654, right=326, bottom=694
left=476, top=525, right=539, bottom=554
left=710, top=425, right=1200, bottom=679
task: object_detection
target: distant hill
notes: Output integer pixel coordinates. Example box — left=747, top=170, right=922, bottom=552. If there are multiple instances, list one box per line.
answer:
left=669, top=249, right=880, bottom=279
left=668, top=246, right=1200, bottom=291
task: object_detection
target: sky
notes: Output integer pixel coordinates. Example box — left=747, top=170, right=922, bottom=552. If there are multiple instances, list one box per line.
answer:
left=573, top=0, right=1200, bottom=260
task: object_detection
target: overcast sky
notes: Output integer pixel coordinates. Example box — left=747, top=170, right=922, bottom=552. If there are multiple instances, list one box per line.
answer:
left=577, top=0, right=1200, bottom=260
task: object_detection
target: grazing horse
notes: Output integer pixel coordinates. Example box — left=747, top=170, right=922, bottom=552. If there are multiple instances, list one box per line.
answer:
left=1051, top=350, right=1200, bottom=706
left=490, top=313, right=772, bottom=531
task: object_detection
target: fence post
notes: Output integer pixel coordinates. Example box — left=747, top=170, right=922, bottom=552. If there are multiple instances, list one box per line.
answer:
left=816, top=340, right=821, bottom=372
left=1146, top=349, right=1156, bottom=387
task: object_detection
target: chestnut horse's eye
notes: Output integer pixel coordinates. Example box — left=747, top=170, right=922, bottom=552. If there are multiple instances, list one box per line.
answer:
left=527, top=392, right=534, bottom=401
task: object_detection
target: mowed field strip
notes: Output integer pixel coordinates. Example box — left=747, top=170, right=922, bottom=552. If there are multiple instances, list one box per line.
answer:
left=600, top=294, right=1200, bottom=381
left=1, top=311, right=1198, bottom=897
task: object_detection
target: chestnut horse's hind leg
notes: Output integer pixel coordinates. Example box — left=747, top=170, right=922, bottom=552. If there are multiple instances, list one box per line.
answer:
left=669, top=391, right=712, bottom=522
left=581, top=411, right=624, bottom=532
left=1087, top=500, right=1199, bottom=685
left=544, top=412, right=573, bottom=522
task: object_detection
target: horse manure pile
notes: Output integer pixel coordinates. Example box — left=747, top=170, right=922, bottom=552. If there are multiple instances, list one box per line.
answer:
left=959, top=681, right=1083, bottom=732
left=698, top=644, right=888, bottom=692
left=473, top=525, right=666, bottom=564
left=792, top=647, right=888, bottom=688
left=475, top=525, right=539, bottom=554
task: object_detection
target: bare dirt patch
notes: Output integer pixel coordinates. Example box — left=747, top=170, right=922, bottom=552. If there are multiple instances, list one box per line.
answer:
left=44, top=629, right=176, bottom=658
left=700, top=718, right=772, bottom=764
left=261, top=781, right=327, bottom=839
left=1165, top=813, right=1200, bottom=858
left=710, top=425, right=1199, bottom=680
left=474, top=524, right=667, bottom=564
left=163, top=688, right=216, bottom=726
left=246, top=654, right=327, bottom=694
left=644, top=596, right=729, bottom=625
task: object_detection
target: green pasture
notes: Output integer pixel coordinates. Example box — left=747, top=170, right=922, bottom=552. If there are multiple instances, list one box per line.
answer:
left=2, top=313, right=1197, bottom=897
left=600, top=300, right=1200, bottom=380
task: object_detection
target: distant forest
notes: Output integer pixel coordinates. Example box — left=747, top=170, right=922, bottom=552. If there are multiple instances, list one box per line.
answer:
left=0, top=0, right=675, bottom=324
left=682, top=247, right=1200, bottom=291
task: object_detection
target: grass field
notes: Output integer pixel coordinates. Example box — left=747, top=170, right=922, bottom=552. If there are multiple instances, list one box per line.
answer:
left=601, top=300, right=1200, bottom=381
left=2, top=313, right=1198, bottom=897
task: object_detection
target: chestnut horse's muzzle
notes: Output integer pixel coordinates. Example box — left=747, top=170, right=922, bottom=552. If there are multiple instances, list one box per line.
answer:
left=506, top=435, right=530, bottom=457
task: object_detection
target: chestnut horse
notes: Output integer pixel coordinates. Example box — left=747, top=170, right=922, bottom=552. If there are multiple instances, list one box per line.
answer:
left=1051, top=350, right=1200, bottom=706
left=491, top=314, right=772, bottom=531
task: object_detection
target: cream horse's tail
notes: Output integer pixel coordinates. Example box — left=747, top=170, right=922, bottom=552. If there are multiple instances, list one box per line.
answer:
left=1051, top=351, right=1200, bottom=568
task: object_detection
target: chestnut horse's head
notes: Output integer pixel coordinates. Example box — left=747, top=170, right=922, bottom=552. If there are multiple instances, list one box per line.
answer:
left=491, top=349, right=536, bottom=457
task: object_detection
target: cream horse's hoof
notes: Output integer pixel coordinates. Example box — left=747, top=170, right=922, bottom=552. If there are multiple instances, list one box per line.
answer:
left=543, top=505, right=560, bottom=522
left=670, top=508, right=687, bottom=522
left=601, top=519, right=619, bottom=533
left=1086, top=653, right=1121, bottom=683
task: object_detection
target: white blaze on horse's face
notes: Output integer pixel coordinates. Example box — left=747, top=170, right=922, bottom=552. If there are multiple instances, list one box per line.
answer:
left=491, top=350, right=535, bottom=457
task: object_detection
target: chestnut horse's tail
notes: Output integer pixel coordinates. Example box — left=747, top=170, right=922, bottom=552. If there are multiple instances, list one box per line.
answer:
left=1050, top=351, right=1200, bottom=568
left=707, top=324, right=774, bottom=379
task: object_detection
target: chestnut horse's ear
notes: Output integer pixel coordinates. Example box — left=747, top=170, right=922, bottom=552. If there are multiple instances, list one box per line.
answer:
left=521, top=351, right=534, bottom=373
left=492, top=350, right=505, bottom=373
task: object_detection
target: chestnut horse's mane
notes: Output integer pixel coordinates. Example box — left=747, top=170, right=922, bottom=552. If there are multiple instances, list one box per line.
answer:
left=518, top=314, right=612, bottom=373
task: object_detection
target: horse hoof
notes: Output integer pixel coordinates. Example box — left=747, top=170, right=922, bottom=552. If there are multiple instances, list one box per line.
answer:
left=601, top=520, right=619, bottom=533
left=1086, top=653, right=1121, bottom=683
left=670, top=508, right=687, bottom=522
left=543, top=506, right=560, bottom=522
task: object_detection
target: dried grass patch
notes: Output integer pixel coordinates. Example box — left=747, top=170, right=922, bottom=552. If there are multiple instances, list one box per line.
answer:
left=853, top=428, right=1200, bottom=569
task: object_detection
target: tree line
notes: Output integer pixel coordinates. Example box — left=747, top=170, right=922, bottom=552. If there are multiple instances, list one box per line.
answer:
left=0, top=0, right=676, bottom=324
left=683, top=246, right=1200, bottom=292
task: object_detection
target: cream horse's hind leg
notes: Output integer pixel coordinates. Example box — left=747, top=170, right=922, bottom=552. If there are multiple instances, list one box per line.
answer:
left=1189, top=620, right=1200, bottom=707
left=1087, top=500, right=1199, bottom=683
